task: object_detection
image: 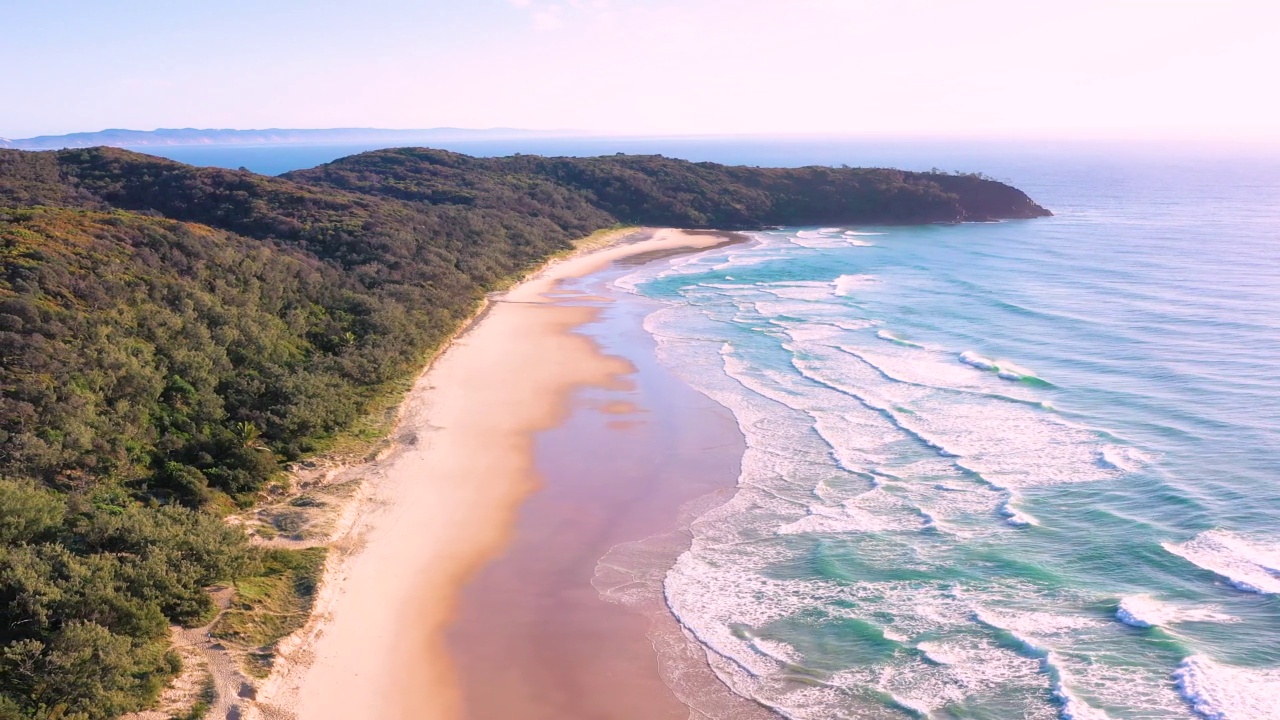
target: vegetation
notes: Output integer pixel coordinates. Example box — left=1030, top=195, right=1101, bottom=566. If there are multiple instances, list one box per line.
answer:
left=0, top=145, right=1048, bottom=718
left=286, top=147, right=1051, bottom=227
left=210, top=547, right=327, bottom=677
left=0, top=479, right=250, bottom=719
left=176, top=677, right=216, bottom=720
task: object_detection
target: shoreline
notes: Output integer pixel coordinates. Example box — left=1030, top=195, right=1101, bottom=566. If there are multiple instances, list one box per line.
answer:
left=247, top=228, right=743, bottom=719
left=444, top=237, right=762, bottom=718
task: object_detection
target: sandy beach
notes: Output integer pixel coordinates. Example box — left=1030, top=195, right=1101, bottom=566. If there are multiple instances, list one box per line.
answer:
left=252, top=228, right=743, bottom=720
left=445, top=236, right=758, bottom=719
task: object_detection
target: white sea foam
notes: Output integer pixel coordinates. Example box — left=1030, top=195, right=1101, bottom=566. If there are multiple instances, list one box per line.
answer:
left=1001, top=498, right=1039, bottom=527
left=611, top=235, right=749, bottom=293
left=669, top=555, right=1060, bottom=716
left=795, top=345, right=1116, bottom=490
left=1114, top=596, right=1236, bottom=628
left=834, top=639, right=1051, bottom=717
left=975, top=609, right=1102, bottom=637
left=975, top=610, right=1115, bottom=720
left=833, top=273, right=878, bottom=296
left=1163, top=530, right=1280, bottom=594
left=959, top=350, right=999, bottom=371
left=759, top=280, right=837, bottom=302
left=788, top=229, right=877, bottom=249
left=916, top=641, right=960, bottom=665
left=787, top=235, right=838, bottom=249
left=628, top=237, right=1186, bottom=719
left=1047, top=654, right=1115, bottom=720
left=1174, top=655, right=1280, bottom=720
left=839, top=345, right=997, bottom=392
left=832, top=319, right=877, bottom=332
left=875, top=329, right=925, bottom=348
left=749, top=636, right=804, bottom=666
left=787, top=230, right=846, bottom=249
left=887, top=693, right=933, bottom=717
left=656, top=338, right=1051, bottom=708
left=777, top=488, right=929, bottom=536
left=882, top=628, right=911, bottom=643
left=1097, top=445, right=1151, bottom=472
left=776, top=502, right=886, bottom=535
left=1116, top=595, right=1178, bottom=628
left=960, top=351, right=1042, bottom=382
left=711, top=252, right=788, bottom=272
left=998, top=360, right=1039, bottom=381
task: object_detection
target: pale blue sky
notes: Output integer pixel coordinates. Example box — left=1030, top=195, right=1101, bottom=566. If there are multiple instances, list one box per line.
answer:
left=4, top=0, right=1278, bottom=141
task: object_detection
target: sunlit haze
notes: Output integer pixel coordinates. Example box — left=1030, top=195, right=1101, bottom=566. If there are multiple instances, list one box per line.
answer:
left=4, top=0, right=1279, bottom=142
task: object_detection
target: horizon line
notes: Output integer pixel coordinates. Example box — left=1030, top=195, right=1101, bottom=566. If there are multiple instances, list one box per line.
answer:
left=4, top=126, right=1279, bottom=150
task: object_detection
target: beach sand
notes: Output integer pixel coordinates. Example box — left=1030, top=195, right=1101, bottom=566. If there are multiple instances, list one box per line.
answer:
left=446, top=239, right=751, bottom=719
left=258, top=229, right=746, bottom=720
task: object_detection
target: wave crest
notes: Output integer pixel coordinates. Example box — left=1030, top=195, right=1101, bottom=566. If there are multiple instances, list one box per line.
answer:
left=1163, top=531, right=1280, bottom=594
left=959, top=351, right=1046, bottom=383
left=1175, top=655, right=1280, bottom=720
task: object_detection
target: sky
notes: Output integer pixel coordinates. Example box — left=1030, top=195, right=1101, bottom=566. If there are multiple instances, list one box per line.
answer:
left=3, top=0, right=1278, bottom=142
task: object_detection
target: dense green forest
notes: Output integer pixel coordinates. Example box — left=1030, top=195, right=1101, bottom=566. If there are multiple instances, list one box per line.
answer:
left=0, top=146, right=1048, bottom=718
left=285, top=147, right=1050, bottom=227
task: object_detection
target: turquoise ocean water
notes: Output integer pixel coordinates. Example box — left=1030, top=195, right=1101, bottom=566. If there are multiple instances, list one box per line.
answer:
left=140, top=139, right=1279, bottom=717
left=610, top=154, right=1280, bottom=719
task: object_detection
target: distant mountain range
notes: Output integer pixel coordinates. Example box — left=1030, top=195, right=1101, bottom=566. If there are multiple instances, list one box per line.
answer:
left=0, top=127, right=584, bottom=150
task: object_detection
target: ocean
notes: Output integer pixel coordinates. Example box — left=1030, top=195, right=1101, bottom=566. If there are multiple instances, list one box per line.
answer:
left=150, top=139, right=1280, bottom=718
left=603, top=150, right=1280, bottom=719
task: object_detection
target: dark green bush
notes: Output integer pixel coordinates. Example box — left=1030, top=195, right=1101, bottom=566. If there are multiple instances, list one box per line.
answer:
left=0, top=146, right=1046, bottom=717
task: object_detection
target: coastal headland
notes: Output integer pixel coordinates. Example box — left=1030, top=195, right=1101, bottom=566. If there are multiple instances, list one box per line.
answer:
left=0, top=146, right=1051, bottom=720
left=253, top=228, right=744, bottom=719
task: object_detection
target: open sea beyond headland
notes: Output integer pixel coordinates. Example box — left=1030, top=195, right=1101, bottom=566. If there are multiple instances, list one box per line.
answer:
left=163, top=140, right=1280, bottom=718
left=601, top=149, right=1280, bottom=719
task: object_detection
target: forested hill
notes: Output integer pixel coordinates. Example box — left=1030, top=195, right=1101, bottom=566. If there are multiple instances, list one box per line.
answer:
left=285, top=147, right=1050, bottom=226
left=0, top=146, right=1048, bottom=719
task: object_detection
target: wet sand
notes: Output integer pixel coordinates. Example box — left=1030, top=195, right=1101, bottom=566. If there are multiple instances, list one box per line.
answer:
left=445, top=256, right=746, bottom=719
left=262, top=229, right=747, bottom=720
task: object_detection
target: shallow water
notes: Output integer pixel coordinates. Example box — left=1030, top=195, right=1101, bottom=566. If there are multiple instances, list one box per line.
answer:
left=614, top=153, right=1280, bottom=719
left=446, top=267, right=747, bottom=720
